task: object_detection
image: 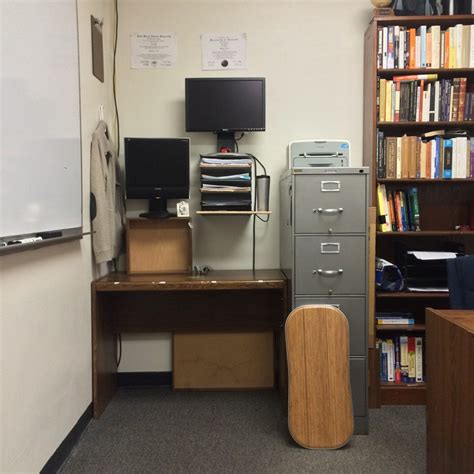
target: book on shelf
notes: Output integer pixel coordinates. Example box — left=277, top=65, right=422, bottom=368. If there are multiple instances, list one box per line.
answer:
left=400, top=336, right=409, bottom=383
left=380, top=344, right=387, bottom=382
left=399, top=190, right=408, bottom=230
left=378, top=336, right=424, bottom=384
left=376, top=312, right=415, bottom=324
left=393, top=74, right=438, bottom=82
left=415, top=337, right=423, bottom=383
left=387, top=339, right=395, bottom=382
left=394, top=338, right=401, bottom=383
left=407, top=336, right=416, bottom=382
left=407, top=188, right=420, bottom=231
left=376, top=132, right=474, bottom=178
left=377, top=23, right=474, bottom=71
left=377, top=319, right=415, bottom=325
left=422, top=129, right=445, bottom=138
left=394, top=190, right=403, bottom=230
left=376, top=183, right=391, bottom=232
left=387, top=190, right=397, bottom=231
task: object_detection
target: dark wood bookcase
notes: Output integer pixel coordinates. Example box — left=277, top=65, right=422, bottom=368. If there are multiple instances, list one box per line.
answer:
left=363, top=14, right=474, bottom=406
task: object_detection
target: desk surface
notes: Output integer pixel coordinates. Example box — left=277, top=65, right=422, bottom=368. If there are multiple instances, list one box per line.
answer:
left=93, top=269, right=286, bottom=291
left=426, top=308, right=474, bottom=334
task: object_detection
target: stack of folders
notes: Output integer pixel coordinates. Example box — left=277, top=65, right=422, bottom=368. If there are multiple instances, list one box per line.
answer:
left=402, top=250, right=458, bottom=292
left=200, top=154, right=253, bottom=211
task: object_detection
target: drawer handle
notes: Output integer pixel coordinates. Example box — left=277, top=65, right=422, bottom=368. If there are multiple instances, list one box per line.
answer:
left=314, top=269, right=344, bottom=276
left=314, top=208, right=344, bottom=214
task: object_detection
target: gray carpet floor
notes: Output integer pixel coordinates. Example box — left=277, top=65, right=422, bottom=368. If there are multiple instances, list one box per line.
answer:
left=61, top=388, right=425, bottom=473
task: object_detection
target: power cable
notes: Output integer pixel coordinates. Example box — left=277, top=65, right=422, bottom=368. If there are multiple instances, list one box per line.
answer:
left=113, top=0, right=121, bottom=156
left=117, top=333, right=122, bottom=367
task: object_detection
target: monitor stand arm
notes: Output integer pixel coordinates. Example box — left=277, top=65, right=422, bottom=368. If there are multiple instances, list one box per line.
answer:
left=139, top=197, right=174, bottom=219
left=216, top=131, right=235, bottom=152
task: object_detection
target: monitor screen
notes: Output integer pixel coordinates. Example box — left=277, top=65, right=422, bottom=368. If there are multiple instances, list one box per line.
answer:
left=125, top=138, right=189, bottom=200
left=185, top=78, right=266, bottom=132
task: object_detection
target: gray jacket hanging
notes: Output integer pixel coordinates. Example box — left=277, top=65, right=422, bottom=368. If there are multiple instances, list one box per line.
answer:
left=90, top=121, right=124, bottom=263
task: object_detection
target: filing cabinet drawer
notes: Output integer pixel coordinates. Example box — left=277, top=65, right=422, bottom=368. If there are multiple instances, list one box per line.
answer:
left=294, top=174, right=367, bottom=234
left=295, top=235, right=366, bottom=295
left=350, top=358, right=367, bottom=417
left=294, top=297, right=366, bottom=356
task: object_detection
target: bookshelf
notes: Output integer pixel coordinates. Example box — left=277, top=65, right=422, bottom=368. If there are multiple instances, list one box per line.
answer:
left=363, top=14, right=474, bottom=407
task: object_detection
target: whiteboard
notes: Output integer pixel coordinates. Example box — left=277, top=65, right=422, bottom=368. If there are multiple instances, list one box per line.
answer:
left=0, top=0, right=82, bottom=239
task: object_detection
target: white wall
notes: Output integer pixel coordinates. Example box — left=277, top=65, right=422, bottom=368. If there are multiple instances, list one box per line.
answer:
left=117, top=0, right=373, bottom=372
left=0, top=1, right=115, bottom=471
left=0, top=3, right=374, bottom=468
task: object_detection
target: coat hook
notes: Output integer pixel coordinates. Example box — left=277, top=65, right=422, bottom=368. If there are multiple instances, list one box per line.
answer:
left=91, top=16, right=104, bottom=29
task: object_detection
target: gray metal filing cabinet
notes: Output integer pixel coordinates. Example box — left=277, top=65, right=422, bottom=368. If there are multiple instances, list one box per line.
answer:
left=280, top=167, right=369, bottom=434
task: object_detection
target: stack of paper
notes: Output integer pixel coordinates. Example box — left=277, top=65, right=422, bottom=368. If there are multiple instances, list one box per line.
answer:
left=201, top=157, right=253, bottom=166
left=199, top=154, right=253, bottom=211
left=405, top=251, right=457, bottom=292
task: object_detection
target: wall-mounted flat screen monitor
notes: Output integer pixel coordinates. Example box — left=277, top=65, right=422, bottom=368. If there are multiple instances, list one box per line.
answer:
left=185, top=77, right=266, bottom=132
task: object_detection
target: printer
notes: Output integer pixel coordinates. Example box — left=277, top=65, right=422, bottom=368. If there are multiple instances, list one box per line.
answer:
left=288, top=139, right=350, bottom=169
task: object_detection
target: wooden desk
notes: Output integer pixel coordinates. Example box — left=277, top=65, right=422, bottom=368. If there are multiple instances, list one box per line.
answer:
left=92, top=270, right=288, bottom=418
left=426, top=308, right=474, bottom=474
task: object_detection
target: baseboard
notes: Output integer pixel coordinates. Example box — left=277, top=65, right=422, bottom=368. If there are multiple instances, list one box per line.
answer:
left=118, top=371, right=172, bottom=386
left=40, top=403, right=92, bottom=474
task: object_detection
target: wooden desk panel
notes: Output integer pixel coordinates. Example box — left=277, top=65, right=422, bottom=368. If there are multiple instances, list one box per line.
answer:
left=91, top=292, right=118, bottom=417
left=113, top=290, right=284, bottom=332
left=92, top=270, right=288, bottom=418
left=426, top=308, right=474, bottom=474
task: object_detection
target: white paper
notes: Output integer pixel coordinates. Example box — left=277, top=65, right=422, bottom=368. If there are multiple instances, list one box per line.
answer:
left=407, top=287, right=449, bottom=292
left=407, top=251, right=458, bottom=260
left=201, top=33, right=247, bottom=70
left=131, top=33, right=177, bottom=69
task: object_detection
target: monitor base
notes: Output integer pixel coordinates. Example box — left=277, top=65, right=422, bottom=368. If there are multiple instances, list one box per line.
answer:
left=139, top=198, right=175, bottom=219
left=216, top=131, right=236, bottom=152
left=139, top=210, right=176, bottom=219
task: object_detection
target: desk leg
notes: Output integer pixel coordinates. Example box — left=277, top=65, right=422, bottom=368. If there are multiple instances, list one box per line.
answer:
left=278, top=290, right=289, bottom=414
left=92, top=288, right=117, bottom=418
left=278, top=326, right=288, bottom=415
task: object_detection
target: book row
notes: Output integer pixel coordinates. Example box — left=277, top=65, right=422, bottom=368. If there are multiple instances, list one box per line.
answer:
left=377, top=24, right=474, bottom=70
left=378, top=76, right=474, bottom=123
left=376, top=133, right=474, bottom=179
left=376, top=184, right=420, bottom=232
left=378, top=336, right=424, bottom=384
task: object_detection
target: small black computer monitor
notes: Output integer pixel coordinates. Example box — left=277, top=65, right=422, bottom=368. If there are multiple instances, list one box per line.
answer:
left=125, top=137, right=189, bottom=218
left=185, top=78, right=266, bottom=132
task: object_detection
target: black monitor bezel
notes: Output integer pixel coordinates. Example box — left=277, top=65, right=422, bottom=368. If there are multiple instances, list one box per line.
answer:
left=185, top=77, right=266, bottom=133
left=124, top=137, right=190, bottom=200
